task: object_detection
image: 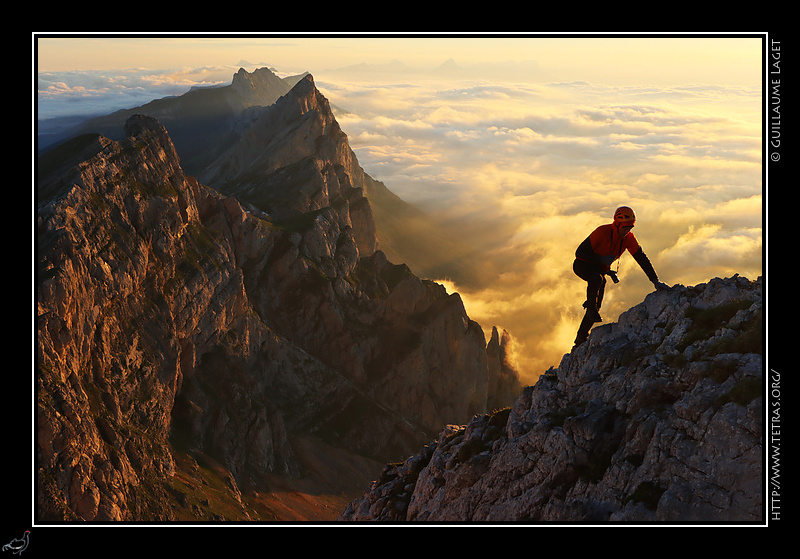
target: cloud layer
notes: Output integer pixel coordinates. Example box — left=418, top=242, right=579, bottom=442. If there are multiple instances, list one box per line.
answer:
left=322, top=70, right=762, bottom=381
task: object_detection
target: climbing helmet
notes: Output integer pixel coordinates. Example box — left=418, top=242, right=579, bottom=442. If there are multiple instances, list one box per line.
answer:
left=613, top=206, right=636, bottom=227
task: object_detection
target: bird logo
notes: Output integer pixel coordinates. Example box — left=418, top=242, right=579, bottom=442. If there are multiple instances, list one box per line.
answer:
left=2, top=531, right=29, bottom=555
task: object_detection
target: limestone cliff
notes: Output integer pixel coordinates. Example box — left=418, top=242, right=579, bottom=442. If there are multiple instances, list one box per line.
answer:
left=340, top=276, right=763, bottom=522
left=36, top=75, right=521, bottom=521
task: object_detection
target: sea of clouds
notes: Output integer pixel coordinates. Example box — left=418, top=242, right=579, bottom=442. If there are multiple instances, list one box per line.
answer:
left=317, top=64, right=762, bottom=379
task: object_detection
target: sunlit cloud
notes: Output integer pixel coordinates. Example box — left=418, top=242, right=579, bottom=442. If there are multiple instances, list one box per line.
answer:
left=659, top=224, right=762, bottom=282
left=328, top=75, right=762, bottom=382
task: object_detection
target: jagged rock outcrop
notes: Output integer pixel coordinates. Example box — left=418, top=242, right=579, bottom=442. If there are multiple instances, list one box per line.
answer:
left=486, top=327, right=522, bottom=412
left=339, top=276, right=763, bottom=522
left=36, top=75, right=521, bottom=521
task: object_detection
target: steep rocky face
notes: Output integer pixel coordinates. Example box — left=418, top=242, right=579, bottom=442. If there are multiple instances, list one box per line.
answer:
left=195, top=74, right=521, bottom=430
left=38, top=118, right=207, bottom=520
left=340, top=276, right=763, bottom=522
left=199, top=74, right=378, bottom=256
left=36, top=77, right=521, bottom=521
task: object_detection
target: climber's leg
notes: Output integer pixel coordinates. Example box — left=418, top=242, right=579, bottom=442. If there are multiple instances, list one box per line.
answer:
left=573, top=259, right=606, bottom=347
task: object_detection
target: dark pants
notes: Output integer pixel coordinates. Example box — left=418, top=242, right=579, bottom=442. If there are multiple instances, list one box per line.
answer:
left=573, top=259, right=606, bottom=345
left=573, top=258, right=606, bottom=311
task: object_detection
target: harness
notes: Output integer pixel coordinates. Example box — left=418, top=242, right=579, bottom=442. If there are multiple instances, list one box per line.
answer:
left=610, top=226, right=624, bottom=273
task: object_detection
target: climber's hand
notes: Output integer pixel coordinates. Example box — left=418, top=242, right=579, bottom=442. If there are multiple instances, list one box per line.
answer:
left=653, top=280, right=670, bottom=291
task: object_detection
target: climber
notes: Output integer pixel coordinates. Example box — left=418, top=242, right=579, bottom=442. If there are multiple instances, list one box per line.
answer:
left=572, top=206, right=669, bottom=348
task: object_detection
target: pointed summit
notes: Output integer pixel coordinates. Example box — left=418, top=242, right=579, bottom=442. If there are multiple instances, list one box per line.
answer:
left=229, top=66, right=293, bottom=107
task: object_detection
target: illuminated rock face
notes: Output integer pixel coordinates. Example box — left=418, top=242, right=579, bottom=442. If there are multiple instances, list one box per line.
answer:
left=341, top=275, right=763, bottom=522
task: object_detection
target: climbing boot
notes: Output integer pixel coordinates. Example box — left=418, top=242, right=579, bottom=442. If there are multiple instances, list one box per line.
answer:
left=582, top=301, right=602, bottom=323
left=573, top=332, right=589, bottom=349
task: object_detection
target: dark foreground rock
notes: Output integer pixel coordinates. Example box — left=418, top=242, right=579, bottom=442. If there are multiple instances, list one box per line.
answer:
left=340, top=276, right=763, bottom=522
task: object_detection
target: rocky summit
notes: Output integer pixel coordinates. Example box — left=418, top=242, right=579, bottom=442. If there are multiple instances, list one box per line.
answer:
left=36, top=73, right=521, bottom=522
left=340, top=276, right=763, bottom=522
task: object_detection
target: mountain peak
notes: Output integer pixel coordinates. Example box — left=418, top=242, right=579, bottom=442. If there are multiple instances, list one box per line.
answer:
left=123, top=113, right=174, bottom=149
left=228, top=66, right=293, bottom=107
left=197, top=71, right=377, bottom=256
left=341, top=275, right=763, bottom=522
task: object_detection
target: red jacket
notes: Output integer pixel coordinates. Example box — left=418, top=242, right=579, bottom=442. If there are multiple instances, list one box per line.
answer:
left=586, top=224, right=640, bottom=270
left=575, top=223, right=658, bottom=282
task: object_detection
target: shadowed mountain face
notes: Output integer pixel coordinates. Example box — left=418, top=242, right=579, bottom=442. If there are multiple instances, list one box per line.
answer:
left=36, top=72, right=521, bottom=521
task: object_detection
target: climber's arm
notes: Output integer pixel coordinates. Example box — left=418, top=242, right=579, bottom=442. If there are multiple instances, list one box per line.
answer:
left=632, top=247, right=669, bottom=290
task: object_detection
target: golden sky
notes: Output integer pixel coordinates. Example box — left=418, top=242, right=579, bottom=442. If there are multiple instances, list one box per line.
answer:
left=35, top=33, right=765, bottom=382
left=36, top=34, right=761, bottom=84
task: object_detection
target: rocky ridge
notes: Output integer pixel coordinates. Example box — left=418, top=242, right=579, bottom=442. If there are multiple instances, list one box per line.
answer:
left=36, top=76, right=521, bottom=521
left=340, top=275, right=763, bottom=522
